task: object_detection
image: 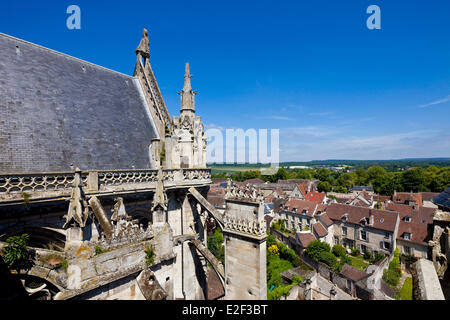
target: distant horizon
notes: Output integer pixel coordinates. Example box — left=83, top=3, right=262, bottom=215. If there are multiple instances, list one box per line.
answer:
left=207, top=157, right=450, bottom=165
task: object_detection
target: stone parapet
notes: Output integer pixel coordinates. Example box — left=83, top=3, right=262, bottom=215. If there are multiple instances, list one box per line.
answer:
left=0, top=168, right=211, bottom=204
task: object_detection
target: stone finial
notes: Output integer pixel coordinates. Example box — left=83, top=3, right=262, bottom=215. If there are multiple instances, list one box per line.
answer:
left=136, top=28, right=150, bottom=59
left=151, top=168, right=167, bottom=212
left=179, top=62, right=197, bottom=113
left=63, top=169, right=88, bottom=228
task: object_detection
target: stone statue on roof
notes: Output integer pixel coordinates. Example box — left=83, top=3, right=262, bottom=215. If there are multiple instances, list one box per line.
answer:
left=136, top=28, right=150, bottom=59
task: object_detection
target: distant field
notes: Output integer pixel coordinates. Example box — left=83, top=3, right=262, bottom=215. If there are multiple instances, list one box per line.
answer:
left=210, top=166, right=262, bottom=174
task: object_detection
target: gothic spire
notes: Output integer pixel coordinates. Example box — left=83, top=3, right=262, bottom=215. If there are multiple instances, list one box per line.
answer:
left=179, top=62, right=196, bottom=113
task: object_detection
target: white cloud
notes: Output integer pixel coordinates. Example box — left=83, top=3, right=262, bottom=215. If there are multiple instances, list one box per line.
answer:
left=418, top=95, right=450, bottom=108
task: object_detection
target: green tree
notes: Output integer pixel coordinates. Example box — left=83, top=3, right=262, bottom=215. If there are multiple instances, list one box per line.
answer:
left=305, top=240, right=331, bottom=261
left=296, top=169, right=312, bottom=180
left=333, top=186, right=348, bottom=193
left=332, top=244, right=347, bottom=258
left=317, top=181, right=332, bottom=193
left=354, top=168, right=368, bottom=185
left=402, top=167, right=427, bottom=192
left=1, top=234, right=30, bottom=270
left=316, top=168, right=331, bottom=183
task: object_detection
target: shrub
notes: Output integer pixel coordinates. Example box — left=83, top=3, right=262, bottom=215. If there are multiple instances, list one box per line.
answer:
left=145, top=246, right=155, bottom=266
left=318, top=251, right=337, bottom=267
left=332, top=244, right=347, bottom=258
left=383, top=268, right=400, bottom=288
left=372, top=252, right=385, bottom=263
left=305, top=240, right=331, bottom=261
left=341, top=254, right=351, bottom=264
left=268, top=284, right=293, bottom=300
left=292, top=275, right=303, bottom=284
left=95, top=246, right=110, bottom=255
left=1, top=234, right=30, bottom=270
left=363, top=251, right=373, bottom=261
left=268, top=245, right=279, bottom=256
left=351, top=248, right=361, bottom=257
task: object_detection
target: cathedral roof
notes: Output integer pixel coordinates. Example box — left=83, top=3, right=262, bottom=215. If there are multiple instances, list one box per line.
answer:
left=0, top=33, right=159, bottom=173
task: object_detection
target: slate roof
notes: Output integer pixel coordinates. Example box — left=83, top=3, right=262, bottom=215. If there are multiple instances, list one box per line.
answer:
left=433, top=187, right=450, bottom=210
left=350, top=186, right=373, bottom=192
left=0, top=33, right=159, bottom=173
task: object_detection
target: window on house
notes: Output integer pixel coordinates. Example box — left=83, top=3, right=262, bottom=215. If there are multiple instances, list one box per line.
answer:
left=292, top=208, right=297, bottom=213
left=342, top=227, right=347, bottom=236
left=403, top=217, right=411, bottom=222
left=383, top=241, right=391, bottom=250
left=360, top=230, right=367, bottom=241
left=404, top=246, right=411, bottom=255
left=384, top=232, right=389, bottom=239
left=404, top=233, right=411, bottom=240
left=361, top=244, right=367, bottom=252
left=334, top=236, right=339, bottom=245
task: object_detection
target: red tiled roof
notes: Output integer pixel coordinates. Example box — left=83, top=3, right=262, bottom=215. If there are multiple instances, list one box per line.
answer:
left=397, top=221, right=428, bottom=246
left=318, top=213, right=333, bottom=227
left=298, top=184, right=307, bottom=197
left=326, top=203, right=398, bottom=232
left=385, top=202, right=435, bottom=224
left=420, top=192, right=440, bottom=202
left=283, top=199, right=318, bottom=217
left=341, top=264, right=370, bottom=282
left=393, top=192, right=423, bottom=206
left=313, top=222, right=328, bottom=238
left=305, top=192, right=326, bottom=203
left=296, top=232, right=317, bottom=247
left=243, top=178, right=265, bottom=184
left=373, top=195, right=391, bottom=202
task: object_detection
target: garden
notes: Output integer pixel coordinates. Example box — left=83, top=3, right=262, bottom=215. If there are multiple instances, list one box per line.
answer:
left=266, top=234, right=312, bottom=300
left=305, top=241, right=385, bottom=272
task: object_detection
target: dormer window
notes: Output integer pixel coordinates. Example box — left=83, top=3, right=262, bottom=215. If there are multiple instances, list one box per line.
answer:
left=403, top=233, right=411, bottom=240
left=317, top=211, right=322, bottom=215
left=360, top=230, right=367, bottom=241
left=403, top=217, right=411, bottom=222
left=302, top=209, right=307, bottom=215
left=285, top=207, right=289, bottom=211
left=292, top=208, right=297, bottom=213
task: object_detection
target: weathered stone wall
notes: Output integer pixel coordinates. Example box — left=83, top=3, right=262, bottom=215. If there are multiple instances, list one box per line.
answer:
left=224, top=234, right=266, bottom=299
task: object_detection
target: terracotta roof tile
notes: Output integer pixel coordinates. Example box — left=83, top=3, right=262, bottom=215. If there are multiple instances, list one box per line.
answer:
left=313, top=222, right=328, bottom=238
left=326, top=203, right=398, bottom=232
left=296, top=232, right=317, bottom=247
left=305, top=192, right=326, bottom=203
left=341, top=264, right=370, bottom=282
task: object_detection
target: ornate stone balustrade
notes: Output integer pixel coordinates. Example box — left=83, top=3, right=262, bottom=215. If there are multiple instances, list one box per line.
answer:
left=223, top=215, right=267, bottom=239
left=0, top=168, right=211, bottom=204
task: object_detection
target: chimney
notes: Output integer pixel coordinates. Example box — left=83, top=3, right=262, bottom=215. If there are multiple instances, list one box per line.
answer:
left=369, top=209, right=374, bottom=225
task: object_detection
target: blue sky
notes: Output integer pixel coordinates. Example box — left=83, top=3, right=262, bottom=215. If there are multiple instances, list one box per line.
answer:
left=1, top=1, right=449, bottom=162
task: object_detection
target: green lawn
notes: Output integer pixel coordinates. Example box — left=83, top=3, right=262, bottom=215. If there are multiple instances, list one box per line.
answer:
left=397, top=277, right=413, bottom=300
left=348, top=255, right=370, bottom=270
